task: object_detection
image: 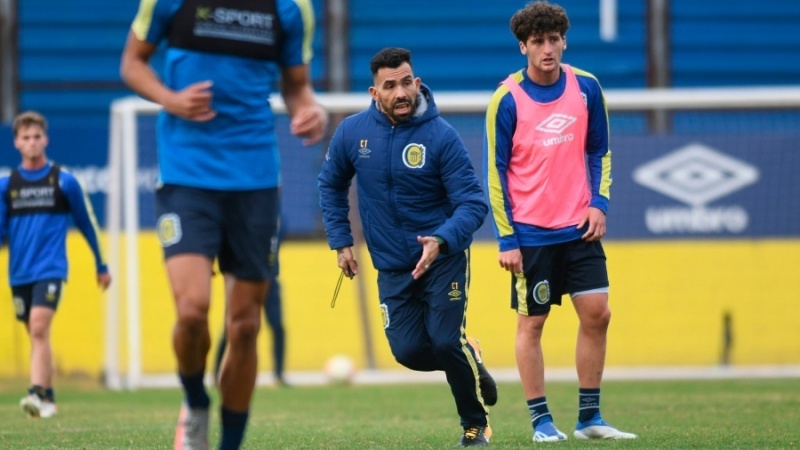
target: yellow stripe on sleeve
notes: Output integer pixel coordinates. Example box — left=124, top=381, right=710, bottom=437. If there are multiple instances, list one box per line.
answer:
left=570, top=66, right=598, bottom=82
left=597, top=83, right=612, bottom=200
left=293, top=0, right=315, bottom=64
left=131, top=0, right=158, bottom=41
left=600, top=149, right=612, bottom=199
left=573, top=66, right=612, bottom=200
left=485, top=85, right=515, bottom=238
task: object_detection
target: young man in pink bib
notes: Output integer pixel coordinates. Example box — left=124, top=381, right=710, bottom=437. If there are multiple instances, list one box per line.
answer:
left=483, top=1, right=637, bottom=443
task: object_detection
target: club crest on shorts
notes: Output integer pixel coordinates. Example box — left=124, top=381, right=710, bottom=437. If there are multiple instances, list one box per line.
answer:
left=46, top=282, right=59, bottom=302
left=533, top=280, right=551, bottom=305
left=402, top=143, right=426, bottom=169
left=380, top=303, right=390, bottom=329
left=13, top=295, right=24, bottom=316
left=157, top=213, right=182, bottom=247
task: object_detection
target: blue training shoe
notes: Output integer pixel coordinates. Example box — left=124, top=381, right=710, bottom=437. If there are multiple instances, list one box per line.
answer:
left=573, top=415, right=637, bottom=440
left=533, top=421, right=568, bottom=442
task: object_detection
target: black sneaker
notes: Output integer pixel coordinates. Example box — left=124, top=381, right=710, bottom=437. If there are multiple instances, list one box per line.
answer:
left=458, top=425, right=490, bottom=447
left=467, top=337, right=498, bottom=406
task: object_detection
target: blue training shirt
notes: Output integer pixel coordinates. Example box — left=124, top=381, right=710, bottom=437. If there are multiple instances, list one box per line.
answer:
left=0, top=163, right=108, bottom=286
left=130, top=0, right=315, bottom=190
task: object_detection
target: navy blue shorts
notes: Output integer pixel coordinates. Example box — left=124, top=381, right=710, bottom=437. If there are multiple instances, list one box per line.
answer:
left=511, top=239, right=608, bottom=316
left=12, top=279, right=63, bottom=322
left=378, top=250, right=470, bottom=346
left=155, top=184, right=279, bottom=281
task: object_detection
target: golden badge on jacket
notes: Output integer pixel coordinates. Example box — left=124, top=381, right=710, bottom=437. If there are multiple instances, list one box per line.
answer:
left=402, top=143, right=426, bottom=169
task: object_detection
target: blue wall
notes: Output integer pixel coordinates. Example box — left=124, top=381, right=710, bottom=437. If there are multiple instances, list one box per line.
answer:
left=3, top=109, right=798, bottom=239
left=17, top=0, right=138, bottom=126
left=13, top=0, right=800, bottom=122
left=349, top=0, right=647, bottom=91
left=670, top=1, right=800, bottom=86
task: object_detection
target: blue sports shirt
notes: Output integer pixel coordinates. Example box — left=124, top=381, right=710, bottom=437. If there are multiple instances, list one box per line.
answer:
left=0, top=163, right=108, bottom=286
left=130, top=0, right=315, bottom=190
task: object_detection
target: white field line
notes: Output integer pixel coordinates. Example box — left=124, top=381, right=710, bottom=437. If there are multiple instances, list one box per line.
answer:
left=128, top=365, right=800, bottom=389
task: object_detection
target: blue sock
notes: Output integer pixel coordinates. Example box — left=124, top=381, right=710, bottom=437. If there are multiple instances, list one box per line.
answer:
left=219, top=407, right=249, bottom=450
left=527, top=396, right=552, bottom=428
left=578, top=388, right=601, bottom=423
left=179, top=371, right=210, bottom=409
left=45, top=387, right=55, bottom=402
left=29, top=385, right=45, bottom=400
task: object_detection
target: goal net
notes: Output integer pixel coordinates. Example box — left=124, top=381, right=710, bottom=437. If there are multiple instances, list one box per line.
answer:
left=106, top=87, right=800, bottom=389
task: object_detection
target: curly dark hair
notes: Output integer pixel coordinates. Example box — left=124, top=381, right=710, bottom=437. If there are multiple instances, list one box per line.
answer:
left=370, top=47, right=413, bottom=76
left=510, top=1, right=570, bottom=42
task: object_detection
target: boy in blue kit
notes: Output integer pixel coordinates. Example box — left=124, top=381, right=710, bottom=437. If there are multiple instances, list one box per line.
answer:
left=0, top=111, right=112, bottom=419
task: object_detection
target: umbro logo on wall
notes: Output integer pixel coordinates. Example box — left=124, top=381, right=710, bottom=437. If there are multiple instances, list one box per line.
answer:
left=632, top=143, right=760, bottom=234
left=535, top=114, right=576, bottom=134
left=633, top=143, right=759, bottom=207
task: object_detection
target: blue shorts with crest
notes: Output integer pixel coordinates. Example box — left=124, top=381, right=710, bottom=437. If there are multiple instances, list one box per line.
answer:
left=155, top=184, right=279, bottom=280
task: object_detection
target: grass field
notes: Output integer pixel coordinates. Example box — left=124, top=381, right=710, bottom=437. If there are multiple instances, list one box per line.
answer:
left=1, top=377, right=798, bottom=449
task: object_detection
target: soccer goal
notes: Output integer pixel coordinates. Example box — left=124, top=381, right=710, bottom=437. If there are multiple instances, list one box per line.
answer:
left=105, top=86, right=800, bottom=389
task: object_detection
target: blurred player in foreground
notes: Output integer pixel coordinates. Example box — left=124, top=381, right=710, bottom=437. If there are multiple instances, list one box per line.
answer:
left=215, top=231, right=288, bottom=387
left=120, top=0, right=327, bottom=448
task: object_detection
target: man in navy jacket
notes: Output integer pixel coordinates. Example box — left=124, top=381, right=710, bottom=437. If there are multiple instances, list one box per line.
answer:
left=319, top=47, right=495, bottom=447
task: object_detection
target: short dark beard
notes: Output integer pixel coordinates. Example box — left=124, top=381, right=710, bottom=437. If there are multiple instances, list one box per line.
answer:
left=386, top=97, right=416, bottom=123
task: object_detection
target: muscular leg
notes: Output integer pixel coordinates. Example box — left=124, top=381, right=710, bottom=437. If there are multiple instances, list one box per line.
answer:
left=571, top=293, right=611, bottom=388
left=516, top=313, right=548, bottom=399
left=166, top=255, right=214, bottom=375
left=27, top=306, right=55, bottom=389
left=570, top=293, right=637, bottom=439
left=219, top=275, right=268, bottom=411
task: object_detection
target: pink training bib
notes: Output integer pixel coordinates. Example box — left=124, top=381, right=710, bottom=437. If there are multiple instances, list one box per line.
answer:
left=500, top=64, right=591, bottom=229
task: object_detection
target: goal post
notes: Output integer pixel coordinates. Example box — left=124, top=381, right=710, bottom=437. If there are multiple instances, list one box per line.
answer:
left=105, top=86, right=800, bottom=389
left=105, top=97, right=146, bottom=389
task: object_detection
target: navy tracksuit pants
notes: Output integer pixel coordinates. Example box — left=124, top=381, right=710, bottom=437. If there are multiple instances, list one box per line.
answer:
left=377, top=250, right=488, bottom=427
